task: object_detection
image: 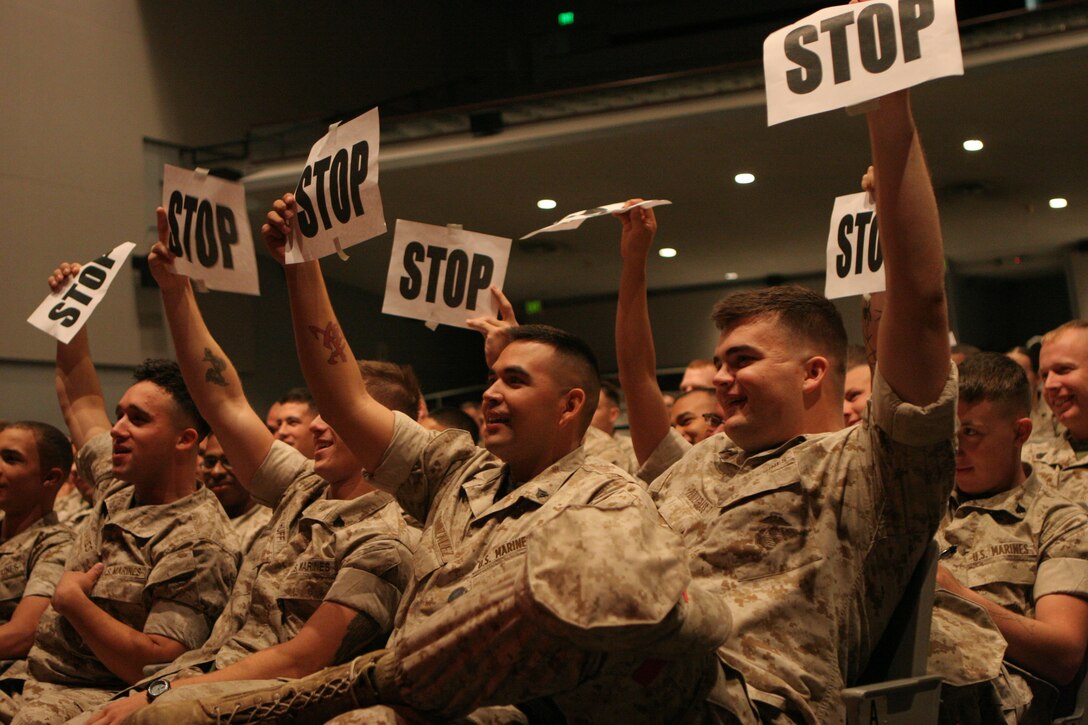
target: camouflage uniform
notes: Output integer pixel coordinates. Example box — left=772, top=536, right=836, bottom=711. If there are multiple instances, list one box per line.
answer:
left=12, top=433, right=240, bottom=725
left=1023, top=431, right=1088, bottom=504
left=649, top=366, right=958, bottom=724
left=334, top=413, right=739, bottom=723
left=1027, top=389, right=1062, bottom=447
left=930, top=472, right=1088, bottom=723
left=52, top=489, right=92, bottom=528
left=229, top=503, right=272, bottom=557
left=0, top=512, right=72, bottom=721
left=582, top=425, right=638, bottom=476
left=133, top=441, right=418, bottom=692
left=637, top=428, right=692, bottom=483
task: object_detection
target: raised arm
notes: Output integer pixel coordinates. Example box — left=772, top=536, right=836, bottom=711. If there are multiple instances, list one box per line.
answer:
left=262, top=194, right=394, bottom=472
left=50, top=264, right=112, bottom=448
left=867, top=91, right=950, bottom=404
left=613, top=201, right=672, bottom=464
left=149, top=208, right=273, bottom=487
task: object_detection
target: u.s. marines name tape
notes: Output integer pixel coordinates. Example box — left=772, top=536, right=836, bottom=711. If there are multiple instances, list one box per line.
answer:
left=764, top=0, right=962, bottom=126
left=162, top=165, right=260, bottom=295
left=825, top=191, right=885, bottom=299
left=287, top=107, right=386, bottom=263
left=383, top=220, right=511, bottom=330
left=27, top=241, right=137, bottom=343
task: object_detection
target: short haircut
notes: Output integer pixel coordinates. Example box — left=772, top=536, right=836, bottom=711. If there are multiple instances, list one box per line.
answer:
left=675, top=387, right=716, bottom=401
left=1042, top=320, right=1088, bottom=345
left=278, top=387, right=316, bottom=414
left=134, top=359, right=210, bottom=439
left=951, top=344, right=981, bottom=358
left=428, top=407, right=480, bottom=444
left=958, top=352, right=1032, bottom=418
left=711, top=285, right=848, bottom=379
left=846, top=344, right=868, bottom=370
left=505, top=324, right=601, bottom=423
left=686, top=358, right=715, bottom=370
left=358, top=360, right=422, bottom=419
left=599, top=379, right=623, bottom=408
left=6, top=421, right=74, bottom=478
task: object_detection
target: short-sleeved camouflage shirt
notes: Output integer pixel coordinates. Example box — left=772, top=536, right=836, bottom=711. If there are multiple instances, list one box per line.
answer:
left=649, top=366, right=958, bottom=724
left=1023, top=431, right=1088, bottom=504
left=171, top=441, right=418, bottom=674
left=229, top=503, right=272, bottom=557
left=26, top=433, right=240, bottom=688
left=0, top=512, right=71, bottom=622
left=52, top=489, right=92, bottom=528
left=364, top=413, right=734, bottom=723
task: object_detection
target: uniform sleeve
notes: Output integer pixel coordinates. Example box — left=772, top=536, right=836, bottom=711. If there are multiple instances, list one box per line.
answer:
left=250, top=440, right=316, bottom=509
left=869, top=363, right=959, bottom=448
left=368, top=412, right=477, bottom=524
left=1035, top=500, right=1088, bottom=601
left=22, top=527, right=74, bottom=600
left=142, top=541, right=239, bottom=650
left=640, top=429, right=692, bottom=484
left=76, top=432, right=119, bottom=502
left=323, top=522, right=417, bottom=638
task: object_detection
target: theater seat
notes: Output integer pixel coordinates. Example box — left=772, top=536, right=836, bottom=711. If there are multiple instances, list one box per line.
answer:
left=842, top=539, right=943, bottom=725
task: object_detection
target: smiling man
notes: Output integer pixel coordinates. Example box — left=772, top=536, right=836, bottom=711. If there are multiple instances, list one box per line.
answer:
left=931, top=352, right=1088, bottom=723
left=645, top=88, right=957, bottom=723
left=10, top=264, right=240, bottom=725
left=199, top=434, right=270, bottom=556
left=1023, top=321, right=1088, bottom=502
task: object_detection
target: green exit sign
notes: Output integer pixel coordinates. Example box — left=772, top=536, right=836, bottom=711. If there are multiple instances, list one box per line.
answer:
left=557, top=11, right=574, bottom=26
left=525, top=299, right=543, bottom=315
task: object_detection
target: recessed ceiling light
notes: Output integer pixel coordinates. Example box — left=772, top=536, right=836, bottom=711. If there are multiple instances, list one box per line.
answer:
left=734, top=173, right=755, bottom=185
left=536, top=199, right=557, bottom=210
left=658, top=247, right=677, bottom=258
left=1049, top=198, right=1068, bottom=209
left=724, top=272, right=739, bottom=280
left=962, top=139, right=984, bottom=152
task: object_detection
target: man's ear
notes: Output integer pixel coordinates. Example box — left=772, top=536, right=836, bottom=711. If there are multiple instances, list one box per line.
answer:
left=608, top=405, right=620, bottom=425
left=177, top=427, right=200, bottom=452
left=801, top=356, right=831, bottom=394
left=559, top=388, right=588, bottom=427
left=1014, top=417, right=1033, bottom=446
left=41, top=466, right=66, bottom=492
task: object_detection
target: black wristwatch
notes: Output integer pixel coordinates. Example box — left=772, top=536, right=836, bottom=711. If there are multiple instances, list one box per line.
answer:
left=145, top=678, right=171, bottom=703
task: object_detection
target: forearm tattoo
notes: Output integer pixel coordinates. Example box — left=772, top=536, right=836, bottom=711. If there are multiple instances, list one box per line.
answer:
left=309, top=322, right=348, bottom=365
left=202, top=348, right=229, bottom=387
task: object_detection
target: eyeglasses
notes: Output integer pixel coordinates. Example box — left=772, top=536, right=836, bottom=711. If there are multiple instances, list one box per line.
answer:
left=200, top=454, right=232, bottom=471
left=701, top=413, right=724, bottom=427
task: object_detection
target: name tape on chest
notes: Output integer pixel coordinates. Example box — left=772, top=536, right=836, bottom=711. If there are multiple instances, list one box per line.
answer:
left=162, top=165, right=260, bottom=296
left=383, top=220, right=511, bottom=330
left=27, top=241, right=137, bottom=343
left=764, top=0, right=962, bottom=126
left=824, top=191, right=885, bottom=299
left=287, top=107, right=386, bottom=263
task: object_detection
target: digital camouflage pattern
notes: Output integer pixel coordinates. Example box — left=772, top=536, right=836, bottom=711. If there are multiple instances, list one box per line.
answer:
left=582, top=425, right=638, bottom=476
left=649, top=366, right=958, bottom=724
left=1023, top=431, right=1088, bottom=504
left=228, top=503, right=272, bottom=557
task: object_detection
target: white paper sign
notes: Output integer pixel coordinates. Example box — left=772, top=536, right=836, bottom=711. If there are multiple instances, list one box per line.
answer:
left=286, top=108, right=386, bottom=263
left=162, top=165, right=260, bottom=296
left=825, top=192, right=885, bottom=299
left=27, top=241, right=137, bottom=343
left=764, top=0, right=962, bottom=126
left=522, top=199, right=671, bottom=239
left=382, top=220, right=512, bottom=329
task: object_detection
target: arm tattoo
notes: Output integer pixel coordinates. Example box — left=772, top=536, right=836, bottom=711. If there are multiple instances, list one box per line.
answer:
left=308, top=322, right=348, bottom=365
left=202, top=348, right=229, bottom=387
left=333, top=612, right=380, bottom=663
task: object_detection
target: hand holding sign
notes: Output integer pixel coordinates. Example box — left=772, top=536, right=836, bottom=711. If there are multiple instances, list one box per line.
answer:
left=261, top=193, right=297, bottom=266
left=613, top=198, right=660, bottom=261
left=28, top=242, right=137, bottom=344
left=523, top=199, right=671, bottom=239
left=150, top=208, right=193, bottom=294
left=287, top=108, right=386, bottom=263
left=467, top=287, right=520, bottom=368
left=161, top=165, right=259, bottom=295
left=383, top=220, right=512, bottom=330
left=763, top=0, right=962, bottom=125
left=825, top=190, right=884, bottom=299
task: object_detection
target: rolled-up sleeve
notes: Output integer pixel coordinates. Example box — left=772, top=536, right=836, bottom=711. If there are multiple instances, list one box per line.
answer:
left=250, top=441, right=314, bottom=509
left=143, top=542, right=238, bottom=650
left=22, top=529, right=73, bottom=600
left=869, top=364, right=958, bottom=447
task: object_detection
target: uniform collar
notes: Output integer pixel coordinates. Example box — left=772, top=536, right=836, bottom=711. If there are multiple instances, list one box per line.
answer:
left=103, top=483, right=218, bottom=538
left=464, top=446, right=585, bottom=520
left=948, top=468, right=1041, bottom=521
left=717, top=434, right=809, bottom=472
left=0, top=510, right=61, bottom=550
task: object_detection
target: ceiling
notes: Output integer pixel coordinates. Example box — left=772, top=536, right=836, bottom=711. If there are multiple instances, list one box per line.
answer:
left=239, top=17, right=1088, bottom=308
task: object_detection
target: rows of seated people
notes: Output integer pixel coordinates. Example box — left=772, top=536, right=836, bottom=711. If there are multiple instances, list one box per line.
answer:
left=0, top=88, right=1084, bottom=725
